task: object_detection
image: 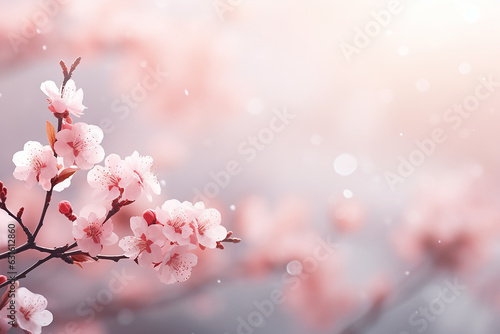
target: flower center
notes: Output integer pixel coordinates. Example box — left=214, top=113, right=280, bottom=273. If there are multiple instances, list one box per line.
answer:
left=32, top=156, right=46, bottom=172
left=138, top=233, right=154, bottom=253
left=69, top=137, right=85, bottom=157
left=166, top=253, right=180, bottom=270
left=170, top=217, right=185, bottom=234
left=83, top=222, right=103, bottom=243
left=20, top=304, right=36, bottom=321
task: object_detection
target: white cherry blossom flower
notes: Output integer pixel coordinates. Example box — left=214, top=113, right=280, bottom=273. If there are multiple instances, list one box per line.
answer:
left=194, top=202, right=227, bottom=249
left=54, top=122, right=104, bottom=170
left=72, top=205, right=118, bottom=256
left=87, top=154, right=136, bottom=201
left=157, top=245, right=198, bottom=285
left=15, top=288, right=53, bottom=334
left=119, top=216, right=166, bottom=268
left=41, top=79, right=86, bottom=117
left=13, top=141, right=58, bottom=191
left=156, top=200, right=198, bottom=246
left=125, top=151, right=161, bottom=201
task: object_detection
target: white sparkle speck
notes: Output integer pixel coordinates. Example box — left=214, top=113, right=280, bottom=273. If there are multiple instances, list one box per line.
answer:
left=230, top=205, right=236, bottom=211
left=185, top=89, right=189, bottom=96
left=343, top=189, right=353, bottom=198
left=286, top=260, right=303, bottom=276
left=42, top=45, right=47, bottom=51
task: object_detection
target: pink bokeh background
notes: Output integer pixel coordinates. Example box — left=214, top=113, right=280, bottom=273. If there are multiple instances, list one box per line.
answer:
left=1, top=0, right=500, bottom=333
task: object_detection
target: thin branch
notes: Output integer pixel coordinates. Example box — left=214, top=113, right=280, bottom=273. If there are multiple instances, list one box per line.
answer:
left=216, top=231, right=241, bottom=249
left=60, top=57, right=81, bottom=97
left=0, top=254, right=56, bottom=289
left=0, top=202, right=33, bottom=241
left=0, top=242, right=30, bottom=260
left=32, top=186, right=54, bottom=239
left=96, top=255, right=128, bottom=262
left=57, top=118, right=63, bottom=133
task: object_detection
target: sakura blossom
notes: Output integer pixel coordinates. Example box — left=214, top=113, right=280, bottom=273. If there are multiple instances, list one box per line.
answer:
left=157, top=245, right=198, bottom=285
left=54, top=122, right=105, bottom=170
left=124, top=151, right=161, bottom=201
left=12, top=141, right=58, bottom=191
left=156, top=199, right=198, bottom=247
left=119, top=216, right=166, bottom=268
left=72, top=205, right=118, bottom=256
left=0, top=57, right=240, bottom=332
left=193, top=202, right=227, bottom=249
left=393, top=174, right=500, bottom=272
left=15, top=287, right=53, bottom=334
left=87, top=154, right=136, bottom=201
left=40, top=79, right=86, bottom=118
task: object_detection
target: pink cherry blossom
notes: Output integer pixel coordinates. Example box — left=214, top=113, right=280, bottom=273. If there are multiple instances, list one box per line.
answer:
left=54, top=122, right=105, bottom=170
left=12, top=141, right=58, bottom=191
left=124, top=151, right=161, bottom=201
left=15, top=287, right=53, bottom=334
left=119, top=216, right=166, bottom=268
left=157, top=245, right=198, bottom=284
left=87, top=154, right=136, bottom=201
left=194, top=202, right=227, bottom=249
left=393, top=173, right=500, bottom=272
left=156, top=199, right=198, bottom=246
left=72, top=205, right=118, bottom=256
left=40, top=79, right=86, bottom=117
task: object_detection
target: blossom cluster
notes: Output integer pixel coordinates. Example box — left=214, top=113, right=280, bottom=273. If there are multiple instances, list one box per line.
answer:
left=120, top=200, right=227, bottom=284
left=0, top=59, right=237, bottom=333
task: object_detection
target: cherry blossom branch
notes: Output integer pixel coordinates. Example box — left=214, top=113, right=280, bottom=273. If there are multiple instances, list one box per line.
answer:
left=0, top=242, right=79, bottom=289
left=62, top=250, right=128, bottom=263
left=0, top=242, right=31, bottom=260
left=0, top=198, right=33, bottom=242
left=31, top=57, right=82, bottom=240
left=0, top=199, right=128, bottom=282
left=0, top=254, right=56, bottom=289
left=59, top=57, right=81, bottom=98
left=32, top=185, right=54, bottom=240
left=216, top=231, right=241, bottom=250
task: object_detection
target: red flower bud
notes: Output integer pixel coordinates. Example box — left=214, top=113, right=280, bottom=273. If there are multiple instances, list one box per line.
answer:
left=143, top=209, right=157, bottom=225
left=0, top=275, right=6, bottom=285
left=17, top=207, right=24, bottom=219
left=0, top=188, right=6, bottom=202
left=59, top=200, right=73, bottom=215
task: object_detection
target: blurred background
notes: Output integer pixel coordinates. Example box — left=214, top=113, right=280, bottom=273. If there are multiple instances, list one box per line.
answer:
left=1, top=0, right=500, bottom=333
